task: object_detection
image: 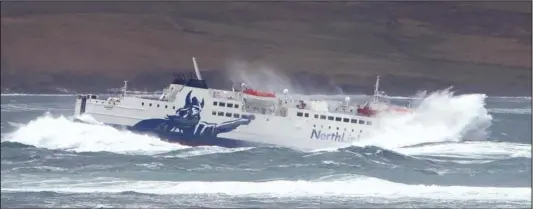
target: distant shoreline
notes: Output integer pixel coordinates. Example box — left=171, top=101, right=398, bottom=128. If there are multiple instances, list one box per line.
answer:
left=2, top=2, right=530, bottom=100
left=2, top=90, right=531, bottom=98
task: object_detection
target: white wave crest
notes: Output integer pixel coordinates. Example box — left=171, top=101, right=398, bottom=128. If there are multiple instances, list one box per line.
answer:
left=2, top=176, right=530, bottom=201
left=1, top=114, right=188, bottom=155
left=352, top=90, right=492, bottom=149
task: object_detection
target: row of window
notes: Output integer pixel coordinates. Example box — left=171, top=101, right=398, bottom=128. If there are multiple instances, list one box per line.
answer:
left=141, top=102, right=176, bottom=109
left=140, top=101, right=241, bottom=110
left=138, top=101, right=369, bottom=125
left=213, top=101, right=239, bottom=109
left=313, top=124, right=364, bottom=132
left=211, top=111, right=252, bottom=119
left=296, top=112, right=372, bottom=125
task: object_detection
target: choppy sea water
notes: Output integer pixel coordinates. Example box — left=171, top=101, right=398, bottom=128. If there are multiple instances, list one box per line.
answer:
left=1, top=92, right=531, bottom=208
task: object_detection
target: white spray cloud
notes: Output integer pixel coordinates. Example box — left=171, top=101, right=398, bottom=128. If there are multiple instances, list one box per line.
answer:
left=352, top=89, right=493, bottom=149
left=225, top=60, right=295, bottom=93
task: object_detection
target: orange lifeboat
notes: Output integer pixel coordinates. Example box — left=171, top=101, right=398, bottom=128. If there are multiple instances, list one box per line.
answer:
left=243, top=88, right=276, bottom=98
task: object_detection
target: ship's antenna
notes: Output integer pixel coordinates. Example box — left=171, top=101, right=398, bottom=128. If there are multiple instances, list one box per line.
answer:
left=241, top=83, right=246, bottom=92
left=123, top=80, right=128, bottom=97
left=192, top=57, right=203, bottom=80
left=373, top=76, right=380, bottom=103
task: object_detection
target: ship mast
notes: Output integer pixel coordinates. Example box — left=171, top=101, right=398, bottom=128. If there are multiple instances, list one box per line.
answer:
left=123, top=80, right=128, bottom=97
left=192, top=57, right=202, bottom=80
left=373, top=76, right=380, bottom=103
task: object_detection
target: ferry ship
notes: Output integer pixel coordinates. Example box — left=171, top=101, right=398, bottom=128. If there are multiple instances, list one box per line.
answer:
left=73, top=58, right=411, bottom=151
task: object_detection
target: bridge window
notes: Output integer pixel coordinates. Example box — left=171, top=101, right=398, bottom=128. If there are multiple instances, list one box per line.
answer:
left=320, top=115, right=326, bottom=119
left=157, top=104, right=160, bottom=108
left=212, top=111, right=216, bottom=115
left=225, top=112, right=232, bottom=117
left=335, top=117, right=341, bottom=121
left=149, top=103, right=152, bottom=107
left=328, top=126, right=331, bottom=129
left=217, top=111, right=224, bottom=116
left=367, top=121, right=372, bottom=125
left=328, top=116, right=334, bottom=120
left=235, top=104, right=239, bottom=108
left=343, top=118, right=349, bottom=123
left=142, top=102, right=144, bottom=106
left=296, top=112, right=303, bottom=117
left=233, top=113, right=240, bottom=118
left=304, top=113, right=309, bottom=117
left=314, top=114, right=318, bottom=119
left=165, top=105, right=168, bottom=108
left=219, top=102, right=226, bottom=107
left=358, top=120, right=365, bottom=124
left=173, top=106, right=175, bottom=109
left=351, top=119, right=357, bottom=123
left=213, top=101, right=218, bottom=106
left=337, top=127, right=339, bottom=130
left=227, top=103, right=234, bottom=108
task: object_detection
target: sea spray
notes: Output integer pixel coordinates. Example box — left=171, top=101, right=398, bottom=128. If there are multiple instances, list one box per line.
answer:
left=2, top=114, right=187, bottom=155
left=353, top=89, right=493, bottom=149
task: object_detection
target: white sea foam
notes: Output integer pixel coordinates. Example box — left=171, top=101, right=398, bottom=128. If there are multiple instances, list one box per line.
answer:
left=1, top=114, right=188, bottom=155
left=1, top=176, right=530, bottom=201
left=353, top=90, right=493, bottom=149
left=397, top=141, right=531, bottom=159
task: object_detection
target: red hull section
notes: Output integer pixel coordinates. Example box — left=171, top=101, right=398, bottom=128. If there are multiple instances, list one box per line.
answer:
left=357, top=107, right=377, bottom=117
left=357, top=105, right=412, bottom=117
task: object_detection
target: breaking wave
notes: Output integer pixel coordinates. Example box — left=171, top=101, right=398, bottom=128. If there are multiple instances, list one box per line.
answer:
left=2, top=176, right=529, bottom=201
left=1, top=114, right=188, bottom=155
left=351, top=90, right=493, bottom=149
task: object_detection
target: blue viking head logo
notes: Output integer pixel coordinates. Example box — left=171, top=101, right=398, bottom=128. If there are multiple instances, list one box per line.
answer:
left=133, top=89, right=254, bottom=136
left=171, top=91, right=205, bottom=128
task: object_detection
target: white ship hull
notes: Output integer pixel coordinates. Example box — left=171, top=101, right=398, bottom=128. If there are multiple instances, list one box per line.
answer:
left=74, top=91, right=376, bottom=151
left=72, top=58, right=379, bottom=151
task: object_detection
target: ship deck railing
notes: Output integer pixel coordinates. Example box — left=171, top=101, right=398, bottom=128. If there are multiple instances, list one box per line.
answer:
left=243, top=105, right=277, bottom=116
left=210, top=90, right=243, bottom=101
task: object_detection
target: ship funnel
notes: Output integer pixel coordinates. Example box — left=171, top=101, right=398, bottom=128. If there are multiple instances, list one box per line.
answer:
left=192, top=57, right=203, bottom=80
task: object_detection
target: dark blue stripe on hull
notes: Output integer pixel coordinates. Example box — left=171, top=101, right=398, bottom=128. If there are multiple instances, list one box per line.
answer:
left=104, top=123, right=260, bottom=148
